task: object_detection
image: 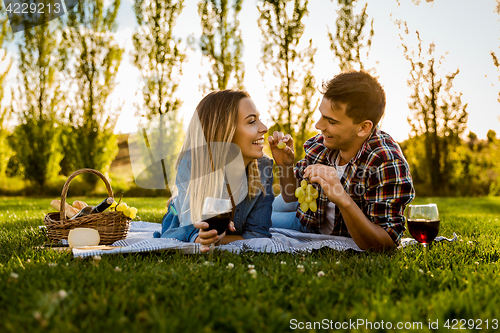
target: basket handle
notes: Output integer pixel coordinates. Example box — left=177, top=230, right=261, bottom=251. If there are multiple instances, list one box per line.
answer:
left=59, top=169, right=114, bottom=221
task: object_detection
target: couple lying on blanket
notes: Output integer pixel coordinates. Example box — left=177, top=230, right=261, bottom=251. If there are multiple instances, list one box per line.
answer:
left=154, top=71, right=415, bottom=252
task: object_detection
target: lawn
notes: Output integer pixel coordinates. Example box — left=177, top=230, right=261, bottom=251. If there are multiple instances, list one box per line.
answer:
left=1, top=196, right=500, bottom=332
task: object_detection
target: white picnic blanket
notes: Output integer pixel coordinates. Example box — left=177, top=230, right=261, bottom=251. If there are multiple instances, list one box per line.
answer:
left=72, top=221, right=456, bottom=258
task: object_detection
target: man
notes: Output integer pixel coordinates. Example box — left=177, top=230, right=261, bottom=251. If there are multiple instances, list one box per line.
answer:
left=269, top=71, right=415, bottom=251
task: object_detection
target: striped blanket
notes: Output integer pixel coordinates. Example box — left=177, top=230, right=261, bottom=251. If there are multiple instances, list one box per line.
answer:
left=71, top=221, right=457, bottom=258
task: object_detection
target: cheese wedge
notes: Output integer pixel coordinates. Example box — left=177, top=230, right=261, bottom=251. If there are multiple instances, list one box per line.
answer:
left=68, top=228, right=100, bottom=248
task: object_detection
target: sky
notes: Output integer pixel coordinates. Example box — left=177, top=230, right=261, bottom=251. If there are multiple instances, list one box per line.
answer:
left=6, top=0, right=500, bottom=142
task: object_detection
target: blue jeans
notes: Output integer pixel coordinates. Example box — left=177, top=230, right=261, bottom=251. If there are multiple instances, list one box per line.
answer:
left=271, top=194, right=314, bottom=233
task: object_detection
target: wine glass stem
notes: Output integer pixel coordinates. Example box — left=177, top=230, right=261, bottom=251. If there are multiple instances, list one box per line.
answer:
left=209, top=243, right=215, bottom=262
left=423, top=243, right=428, bottom=270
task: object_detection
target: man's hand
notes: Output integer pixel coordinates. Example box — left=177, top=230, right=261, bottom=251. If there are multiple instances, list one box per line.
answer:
left=304, top=164, right=395, bottom=251
left=194, top=221, right=236, bottom=253
left=268, top=131, right=295, bottom=167
left=303, top=164, right=349, bottom=207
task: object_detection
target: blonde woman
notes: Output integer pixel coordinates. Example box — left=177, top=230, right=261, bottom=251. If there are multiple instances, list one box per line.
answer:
left=154, top=90, right=274, bottom=251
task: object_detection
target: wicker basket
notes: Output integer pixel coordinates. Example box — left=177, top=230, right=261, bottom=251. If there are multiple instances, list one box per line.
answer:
left=44, top=168, right=131, bottom=245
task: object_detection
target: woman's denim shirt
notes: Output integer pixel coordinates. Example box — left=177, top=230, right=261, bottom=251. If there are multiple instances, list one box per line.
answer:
left=154, top=155, right=274, bottom=242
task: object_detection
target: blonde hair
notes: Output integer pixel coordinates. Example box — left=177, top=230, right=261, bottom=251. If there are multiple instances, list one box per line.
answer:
left=177, top=90, right=264, bottom=223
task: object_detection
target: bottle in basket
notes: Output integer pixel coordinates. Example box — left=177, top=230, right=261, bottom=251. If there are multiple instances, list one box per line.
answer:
left=71, top=197, right=114, bottom=219
left=92, top=197, right=114, bottom=213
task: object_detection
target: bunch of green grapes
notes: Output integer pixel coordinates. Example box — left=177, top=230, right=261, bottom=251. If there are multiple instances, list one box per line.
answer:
left=295, top=179, right=319, bottom=212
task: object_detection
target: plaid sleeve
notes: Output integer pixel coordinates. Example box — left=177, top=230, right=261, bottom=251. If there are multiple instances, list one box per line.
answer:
left=364, top=159, right=415, bottom=244
left=294, top=158, right=308, bottom=181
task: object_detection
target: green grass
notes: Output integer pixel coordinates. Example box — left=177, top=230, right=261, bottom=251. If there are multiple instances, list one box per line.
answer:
left=1, top=197, right=500, bottom=332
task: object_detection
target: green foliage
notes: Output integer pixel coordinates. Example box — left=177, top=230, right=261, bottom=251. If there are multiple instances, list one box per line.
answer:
left=401, top=30, right=468, bottom=195
left=12, top=18, right=66, bottom=187
left=2, top=197, right=500, bottom=331
left=132, top=0, right=186, bottom=118
left=198, top=0, right=245, bottom=91
left=257, top=0, right=319, bottom=162
left=61, top=0, right=123, bottom=184
left=0, top=129, right=13, bottom=177
left=132, top=0, right=186, bottom=195
left=0, top=11, right=13, bottom=179
left=11, top=118, right=64, bottom=187
left=328, top=0, right=374, bottom=72
left=401, top=133, right=500, bottom=197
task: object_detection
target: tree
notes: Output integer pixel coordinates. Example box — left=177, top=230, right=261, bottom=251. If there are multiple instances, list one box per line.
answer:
left=257, top=0, right=319, bottom=162
left=402, top=30, right=468, bottom=194
left=328, top=0, right=374, bottom=72
left=10, top=17, right=65, bottom=187
left=0, top=9, right=13, bottom=179
left=132, top=0, right=187, bottom=191
left=61, top=0, right=123, bottom=184
left=198, top=0, right=245, bottom=92
left=133, top=0, right=186, bottom=119
left=487, top=129, right=497, bottom=144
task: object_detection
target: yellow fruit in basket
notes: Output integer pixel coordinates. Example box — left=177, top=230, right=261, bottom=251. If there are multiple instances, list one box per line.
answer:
left=129, top=207, right=138, bottom=219
left=123, top=207, right=131, bottom=217
left=116, top=202, right=128, bottom=212
left=109, top=201, right=118, bottom=209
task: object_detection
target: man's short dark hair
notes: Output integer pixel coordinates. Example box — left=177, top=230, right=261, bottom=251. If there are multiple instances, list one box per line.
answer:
left=320, top=71, right=386, bottom=127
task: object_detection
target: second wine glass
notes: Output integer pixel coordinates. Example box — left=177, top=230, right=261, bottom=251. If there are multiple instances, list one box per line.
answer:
left=201, top=197, right=233, bottom=258
left=406, top=204, right=440, bottom=247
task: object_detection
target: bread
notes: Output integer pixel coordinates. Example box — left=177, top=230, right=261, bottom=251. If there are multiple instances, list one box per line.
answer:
left=50, top=199, right=78, bottom=218
left=72, top=200, right=88, bottom=210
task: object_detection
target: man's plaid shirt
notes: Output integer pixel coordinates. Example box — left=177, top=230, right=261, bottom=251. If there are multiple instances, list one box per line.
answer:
left=294, top=129, right=415, bottom=244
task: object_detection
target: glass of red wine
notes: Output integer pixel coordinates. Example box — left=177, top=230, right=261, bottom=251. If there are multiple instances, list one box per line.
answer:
left=406, top=204, right=440, bottom=246
left=406, top=204, right=440, bottom=268
left=201, top=197, right=232, bottom=257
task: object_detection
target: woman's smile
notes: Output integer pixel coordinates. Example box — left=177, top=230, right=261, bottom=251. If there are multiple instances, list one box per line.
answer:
left=252, top=138, right=265, bottom=148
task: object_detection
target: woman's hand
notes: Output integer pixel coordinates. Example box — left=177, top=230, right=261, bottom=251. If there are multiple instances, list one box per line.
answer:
left=194, top=221, right=236, bottom=253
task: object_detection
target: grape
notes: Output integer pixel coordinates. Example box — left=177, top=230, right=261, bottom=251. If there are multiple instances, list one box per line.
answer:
left=129, top=207, right=138, bottom=219
left=295, top=187, right=304, bottom=198
left=295, top=179, right=319, bottom=212
left=116, top=202, right=128, bottom=212
left=123, top=207, right=131, bottom=217
left=277, top=142, right=286, bottom=149
left=306, top=184, right=314, bottom=195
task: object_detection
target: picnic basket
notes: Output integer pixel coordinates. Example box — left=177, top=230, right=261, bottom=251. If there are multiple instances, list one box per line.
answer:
left=43, top=168, right=131, bottom=245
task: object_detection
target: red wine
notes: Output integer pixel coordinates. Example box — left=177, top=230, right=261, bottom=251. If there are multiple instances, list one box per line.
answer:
left=203, top=212, right=232, bottom=235
left=407, top=219, right=440, bottom=244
